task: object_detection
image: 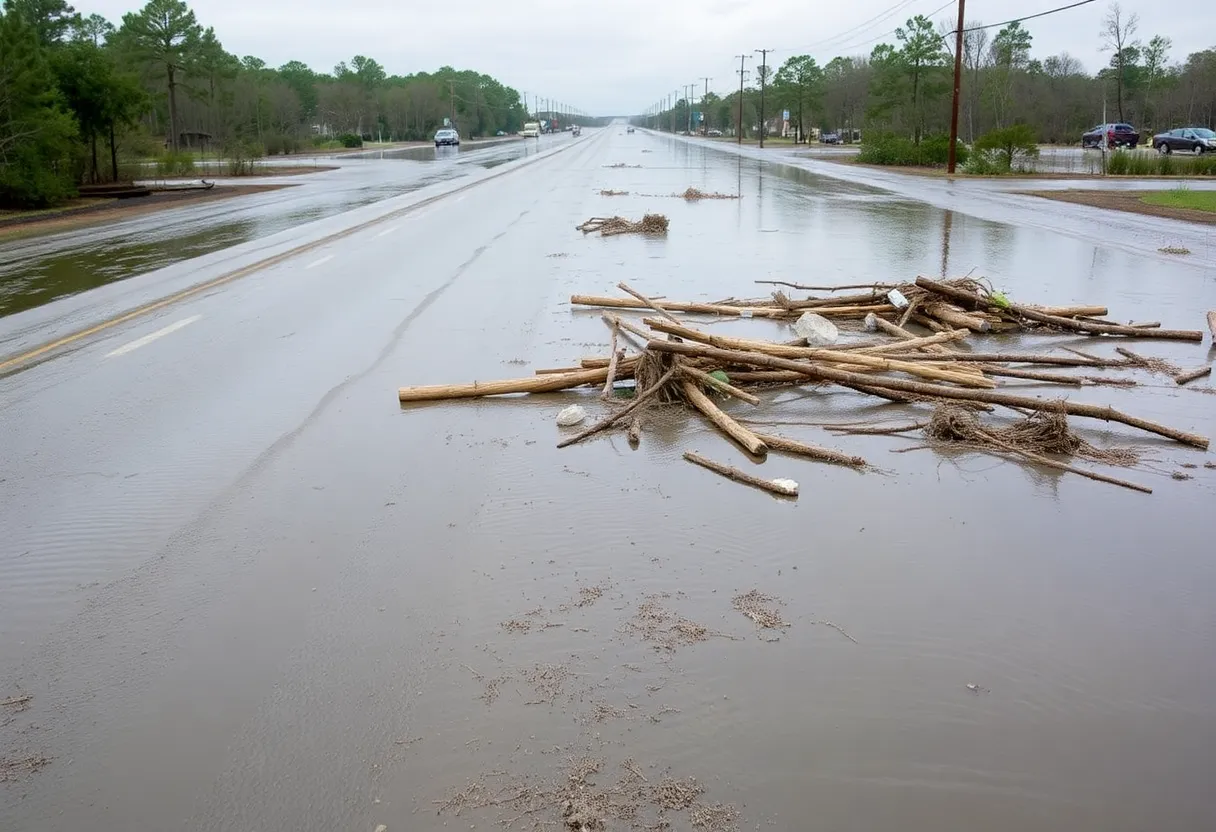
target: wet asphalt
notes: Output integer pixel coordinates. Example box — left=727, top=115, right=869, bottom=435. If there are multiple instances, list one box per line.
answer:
left=1, top=126, right=1215, bottom=831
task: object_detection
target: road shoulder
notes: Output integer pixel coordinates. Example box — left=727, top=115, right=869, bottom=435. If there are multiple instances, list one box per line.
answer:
left=1020, top=189, right=1216, bottom=226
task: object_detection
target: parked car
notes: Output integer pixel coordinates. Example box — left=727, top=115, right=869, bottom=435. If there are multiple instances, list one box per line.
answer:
left=1152, top=127, right=1216, bottom=154
left=495, top=130, right=505, bottom=136
left=820, top=132, right=841, bottom=145
left=1081, top=123, right=1139, bottom=149
left=434, top=128, right=460, bottom=147
left=706, top=129, right=723, bottom=137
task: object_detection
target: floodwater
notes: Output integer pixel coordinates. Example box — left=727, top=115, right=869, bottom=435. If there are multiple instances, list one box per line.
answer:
left=0, top=138, right=550, bottom=317
left=1, top=127, right=1215, bottom=831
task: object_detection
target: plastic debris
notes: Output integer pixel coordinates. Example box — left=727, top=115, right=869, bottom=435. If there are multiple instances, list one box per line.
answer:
left=887, top=288, right=910, bottom=309
left=556, top=404, right=587, bottom=426
left=792, top=311, right=839, bottom=345
left=770, top=478, right=800, bottom=494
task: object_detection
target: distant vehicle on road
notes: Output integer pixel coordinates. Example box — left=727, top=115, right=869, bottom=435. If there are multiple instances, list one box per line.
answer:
left=495, top=130, right=505, bottom=136
left=434, top=128, right=460, bottom=147
left=820, top=132, right=841, bottom=144
left=522, top=122, right=541, bottom=138
left=1152, top=127, right=1216, bottom=154
left=706, top=129, right=723, bottom=137
left=626, top=126, right=635, bottom=133
left=1082, top=123, right=1139, bottom=149
left=572, top=125, right=582, bottom=137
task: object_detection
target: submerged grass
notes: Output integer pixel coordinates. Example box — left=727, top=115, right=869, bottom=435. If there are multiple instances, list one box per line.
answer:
left=1105, top=150, right=1216, bottom=176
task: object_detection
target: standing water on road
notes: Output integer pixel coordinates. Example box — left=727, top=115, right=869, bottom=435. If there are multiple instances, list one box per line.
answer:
left=2, top=127, right=1214, bottom=832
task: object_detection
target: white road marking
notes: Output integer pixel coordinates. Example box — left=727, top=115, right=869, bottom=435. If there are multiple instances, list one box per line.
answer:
left=376, top=225, right=400, bottom=237
left=305, top=254, right=334, bottom=269
left=106, top=315, right=202, bottom=358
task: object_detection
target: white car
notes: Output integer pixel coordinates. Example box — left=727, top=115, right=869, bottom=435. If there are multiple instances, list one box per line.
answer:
left=522, top=122, right=541, bottom=138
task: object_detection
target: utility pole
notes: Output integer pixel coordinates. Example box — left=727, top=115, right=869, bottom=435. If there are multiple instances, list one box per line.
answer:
left=702, top=77, right=712, bottom=133
left=948, top=0, right=966, bottom=173
left=755, top=49, right=772, bottom=148
left=735, top=55, right=750, bottom=144
left=685, top=84, right=695, bottom=134
left=448, top=79, right=456, bottom=128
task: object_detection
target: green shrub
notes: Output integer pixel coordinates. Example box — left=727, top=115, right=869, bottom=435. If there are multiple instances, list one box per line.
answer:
left=223, top=140, right=264, bottom=176
left=858, top=132, right=967, bottom=167
left=969, top=125, right=1039, bottom=173
left=337, top=133, right=363, bottom=148
left=264, top=134, right=301, bottom=155
left=155, top=150, right=196, bottom=177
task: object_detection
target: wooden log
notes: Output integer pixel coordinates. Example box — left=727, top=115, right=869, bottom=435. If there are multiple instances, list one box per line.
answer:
left=876, top=351, right=1120, bottom=367
left=647, top=339, right=1210, bottom=449
left=911, top=313, right=949, bottom=333
left=557, top=365, right=678, bottom=449
left=853, top=329, right=970, bottom=354
left=600, top=312, right=650, bottom=351
left=571, top=295, right=892, bottom=319
left=755, top=280, right=895, bottom=292
left=683, top=451, right=797, bottom=496
left=1174, top=366, right=1212, bottom=386
left=627, top=416, right=643, bottom=445
left=923, top=301, right=992, bottom=333
left=1207, top=310, right=1216, bottom=339
left=643, top=318, right=994, bottom=388
left=915, top=277, right=1204, bottom=341
left=681, top=380, right=767, bottom=456
left=754, top=433, right=866, bottom=467
left=1034, top=305, right=1109, bottom=318
left=601, top=324, right=622, bottom=399
left=400, top=368, right=608, bottom=402
left=679, top=365, right=760, bottom=405
left=618, top=281, right=680, bottom=323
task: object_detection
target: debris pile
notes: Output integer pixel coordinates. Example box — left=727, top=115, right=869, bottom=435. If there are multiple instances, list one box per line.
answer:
left=679, top=187, right=739, bottom=200
left=577, top=215, right=669, bottom=236
left=598, top=189, right=629, bottom=196
left=398, top=278, right=1212, bottom=496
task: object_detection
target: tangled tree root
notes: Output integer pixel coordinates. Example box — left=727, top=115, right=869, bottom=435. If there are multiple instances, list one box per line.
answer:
left=679, top=187, right=739, bottom=200
left=578, top=215, right=669, bottom=236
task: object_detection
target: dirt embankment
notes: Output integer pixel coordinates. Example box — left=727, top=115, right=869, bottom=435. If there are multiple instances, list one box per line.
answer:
left=1023, top=189, right=1216, bottom=225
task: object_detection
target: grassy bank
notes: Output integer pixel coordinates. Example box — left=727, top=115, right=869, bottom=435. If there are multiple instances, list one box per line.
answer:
left=1140, top=189, right=1216, bottom=212
left=1106, top=151, right=1216, bottom=176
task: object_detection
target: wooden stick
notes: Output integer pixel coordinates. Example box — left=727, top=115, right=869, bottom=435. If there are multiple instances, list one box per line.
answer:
left=923, top=301, right=991, bottom=333
left=643, top=318, right=994, bottom=387
left=825, top=422, right=927, bottom=435
left=754, top=433, right=866, bottom=467
left=897, top=296, right=921, bottom=329
left=678, top=365, right=760, bottom=405
left=867, top=313, right=917, bottom=341
left=755, top=280, right=895, bottom=292
left=1174, top=366, right=1212, bottom=386
left=600, top=312, right=649, bottom=351
left=852, top=329, right=970, bottom=354
left=974, top=429, right=1151, bottom=494
left=983, top=366, right=1083, bottom=386
left=877, top=351, right=1120, bottom=367
left=681, top=380, right=767, bottom=456
left=557, top=365, right=677, bottom=449
left=572, top=295, right=892, bottom=319
left=683, top=451, right=797, bottom=496
left=1034, top=305, right=1109, bottom=318
left=399, top=368, right=608, bottom=402
left=601, top=324, right=622, bottom=399
left=1207, top=310, right=1216, bottom=339
left=618, top=281, right=680, bottom=323
left=647, top=339, right=1210, bottom=449
left=914, top=277, right=1204, bottom=341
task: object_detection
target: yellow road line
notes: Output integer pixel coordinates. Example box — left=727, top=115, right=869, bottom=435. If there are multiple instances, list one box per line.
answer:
left=0, top=135, right=593, bottom=375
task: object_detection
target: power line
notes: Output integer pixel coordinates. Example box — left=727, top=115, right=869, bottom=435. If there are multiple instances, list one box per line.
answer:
left=950, top=0, right=1099, bottom=34
left=774, top=0, right=922, bottom=54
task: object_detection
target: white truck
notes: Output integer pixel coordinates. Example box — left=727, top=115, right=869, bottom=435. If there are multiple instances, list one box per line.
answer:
left=522, top=122, right=540, bottom=138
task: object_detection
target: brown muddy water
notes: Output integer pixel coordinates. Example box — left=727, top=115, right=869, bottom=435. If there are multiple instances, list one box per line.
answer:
left=2, top=127, right=1215, bottom=831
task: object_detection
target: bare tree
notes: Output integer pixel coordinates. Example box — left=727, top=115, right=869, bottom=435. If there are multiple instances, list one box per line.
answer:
left=961, top=22, right=990, bottom=143
left=1100, top=2, right=1139, bottom=122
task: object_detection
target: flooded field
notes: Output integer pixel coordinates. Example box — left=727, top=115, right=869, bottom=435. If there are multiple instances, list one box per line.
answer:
left=1, top=127, right=1214, bottom=831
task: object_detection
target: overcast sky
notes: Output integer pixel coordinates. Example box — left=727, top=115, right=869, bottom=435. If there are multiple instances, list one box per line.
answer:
left=82, top=0, right=1215, bottom=114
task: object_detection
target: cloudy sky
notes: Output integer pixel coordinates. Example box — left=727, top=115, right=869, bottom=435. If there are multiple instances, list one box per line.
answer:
left=82, top=0, right=1215, bottom=114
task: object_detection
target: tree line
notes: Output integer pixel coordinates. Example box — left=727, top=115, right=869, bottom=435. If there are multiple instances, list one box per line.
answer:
left=642, top=3, right=1215, bottom=146
left=1, top=0, right=531, bottom=208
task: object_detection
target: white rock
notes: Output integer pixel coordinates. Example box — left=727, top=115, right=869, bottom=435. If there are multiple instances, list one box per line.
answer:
left=792, top=312, right=838, bottom=345
left=556, top=404, right=587, bottom=426
left=770, top=478, right=799, bottom=495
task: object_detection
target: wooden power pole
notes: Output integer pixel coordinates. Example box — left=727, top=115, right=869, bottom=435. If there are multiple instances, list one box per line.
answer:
left=947, top=0, right=966, bottom=173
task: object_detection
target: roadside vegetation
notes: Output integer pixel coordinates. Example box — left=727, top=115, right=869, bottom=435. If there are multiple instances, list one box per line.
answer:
left=0, top=0, right=535, bottom=210
left=642, top=3, right=1214, bottom=174
left=1105, top=151, right=1216, bottom=176
left=1141, top=189, right=1216, bottom=212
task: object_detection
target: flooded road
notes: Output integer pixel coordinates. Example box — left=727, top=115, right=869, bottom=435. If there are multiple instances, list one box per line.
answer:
left=0, top=138, right=550, bottom=317
left=2, top=126, right=1215, bottom=831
